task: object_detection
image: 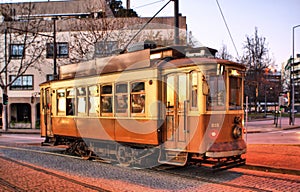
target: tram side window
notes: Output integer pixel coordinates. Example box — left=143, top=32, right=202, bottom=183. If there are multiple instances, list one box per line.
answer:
left=57, top=89, right=66, bottom=115
left=206, top=75, right=226, bottom=111
left=101, top=85, right=113, bottom=114
left=190, top=71, right=198, bottom=110
left=131, top=82, right=145, bottom=114
left=115, top=83, right=128, bottom=114
left=229, top=74, right=242, bottom=110
left=77, top=87, right=87, bottom=115
left=88, top=85, right=99, bottom=115
left=66, top=88, right=75, bottom=116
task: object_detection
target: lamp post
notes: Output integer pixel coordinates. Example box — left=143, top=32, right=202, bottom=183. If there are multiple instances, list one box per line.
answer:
left=291, top=24, right=300, bottom=125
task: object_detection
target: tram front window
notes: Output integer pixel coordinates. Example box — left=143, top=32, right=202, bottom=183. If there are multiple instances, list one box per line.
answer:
left=207, top=75, right=226, bottom=111
left=229, top=70, right=243, bottom=110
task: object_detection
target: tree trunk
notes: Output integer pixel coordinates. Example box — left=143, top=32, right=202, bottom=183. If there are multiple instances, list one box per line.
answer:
left=2, top=87, right=8, bottom=131
left=2, top=104, right=8, bottom=131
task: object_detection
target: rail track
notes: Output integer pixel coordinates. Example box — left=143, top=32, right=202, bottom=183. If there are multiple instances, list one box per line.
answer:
left=0, top=146, right=109, bottom=192
left=0, top=144, right=300, bottom=192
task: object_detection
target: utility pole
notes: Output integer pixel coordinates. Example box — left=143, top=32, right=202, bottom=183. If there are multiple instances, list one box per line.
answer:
left=53, top=17, right=58, bottom=80
left=173, top=0, right=179, bottom=45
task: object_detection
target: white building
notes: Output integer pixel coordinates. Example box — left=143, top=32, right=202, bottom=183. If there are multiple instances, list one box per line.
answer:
left=0, top=0, right=187, bottom=129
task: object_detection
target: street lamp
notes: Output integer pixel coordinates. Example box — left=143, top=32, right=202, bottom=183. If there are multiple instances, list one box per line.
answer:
left=291, top=24, right=300, bottom=125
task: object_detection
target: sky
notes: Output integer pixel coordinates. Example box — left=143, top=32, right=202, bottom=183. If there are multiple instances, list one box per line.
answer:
left=121, top=0, right=300, bottom=68
left=2, top=0, right=300, bottom=68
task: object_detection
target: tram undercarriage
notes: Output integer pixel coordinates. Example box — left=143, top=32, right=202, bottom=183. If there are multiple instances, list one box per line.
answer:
left=42, top=136, right=246, bottom=171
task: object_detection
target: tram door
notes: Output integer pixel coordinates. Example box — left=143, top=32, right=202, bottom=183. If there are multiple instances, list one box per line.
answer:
left=165, top=73, right=188, bottom=150
left=44, top=88, right=53, bottom=138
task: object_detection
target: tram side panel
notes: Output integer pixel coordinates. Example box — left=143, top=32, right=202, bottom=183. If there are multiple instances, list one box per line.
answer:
left=76, top=118, right=116, bottom=141
left=114, top=79, right=160, bottom=145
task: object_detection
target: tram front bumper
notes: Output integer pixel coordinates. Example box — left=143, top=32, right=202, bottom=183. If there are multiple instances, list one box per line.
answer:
left=206, top=140, right=247, bottom=158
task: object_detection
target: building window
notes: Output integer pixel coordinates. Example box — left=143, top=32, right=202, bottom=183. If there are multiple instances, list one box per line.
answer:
left=46, top=74, right=55, bottom=81
left=10, top=103, right=31, bottom=123
left=46, top=42, right=69, bottom=58
left=10, top=44, right=24, bottom=59
left=95, top=41, right=118, bottom=57
left=10, top=75, right=33, bottom=90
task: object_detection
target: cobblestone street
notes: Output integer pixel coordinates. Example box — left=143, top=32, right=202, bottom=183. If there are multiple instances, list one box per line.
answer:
left=0, top=144, right=300, bottom=192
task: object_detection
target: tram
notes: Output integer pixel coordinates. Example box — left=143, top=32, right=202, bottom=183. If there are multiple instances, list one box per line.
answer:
left=40, top=45, right=246, bottom=169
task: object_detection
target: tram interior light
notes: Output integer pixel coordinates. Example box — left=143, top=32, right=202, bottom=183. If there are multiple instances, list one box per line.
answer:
left=230, top=69, right=240, bottom=76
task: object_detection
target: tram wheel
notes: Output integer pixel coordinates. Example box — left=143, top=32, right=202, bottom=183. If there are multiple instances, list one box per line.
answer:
left=116, top=145, right=134, bottom=167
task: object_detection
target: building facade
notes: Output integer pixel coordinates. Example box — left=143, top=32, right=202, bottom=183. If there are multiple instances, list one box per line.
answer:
left=292, top=54, right=300, bottom=111
left=0, top=0, right=187, bottom=129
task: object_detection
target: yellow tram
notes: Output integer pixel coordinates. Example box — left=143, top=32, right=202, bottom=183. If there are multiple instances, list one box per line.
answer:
left=40, top=45, right=246, bottom=169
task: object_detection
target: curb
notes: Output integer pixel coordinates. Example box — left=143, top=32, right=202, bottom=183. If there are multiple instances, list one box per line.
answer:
left=245, top=126, right=300, bottom=134
left=0, top=130, right=40, bottom=134
left=241, top=164, right=300, bottom=176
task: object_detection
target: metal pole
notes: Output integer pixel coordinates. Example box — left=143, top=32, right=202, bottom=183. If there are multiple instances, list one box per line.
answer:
left=292, top=24, right=300, bottom=125
left=264, top=86, right=267, bottom=117
left=245, top=96, right=248, bottom=143
left=173, top=0, right=179, bottom=45
left=53, top=18, right=57, bottom=79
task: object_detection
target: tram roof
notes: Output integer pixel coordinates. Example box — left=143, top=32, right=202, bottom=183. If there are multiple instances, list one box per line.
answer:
left=160, top=57, right=246, bottom=70
left=58, top=47, right=245, bottom=80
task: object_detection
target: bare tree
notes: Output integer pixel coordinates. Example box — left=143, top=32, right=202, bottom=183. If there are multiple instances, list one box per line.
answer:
left=217, top=44, right=233, bottom=60
left=0, top=3, right=49, bottom=130
left=241, top=27, right=272, bottom=113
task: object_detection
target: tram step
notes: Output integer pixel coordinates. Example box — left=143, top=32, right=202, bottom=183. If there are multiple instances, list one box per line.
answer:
left=158, top=149, right=188, bottom=166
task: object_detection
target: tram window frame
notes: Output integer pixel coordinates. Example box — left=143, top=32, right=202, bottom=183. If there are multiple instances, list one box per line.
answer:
left=115, top=83, right=128, bottom=116
left=131, top=81, right=145, bottom=115
left=229, top=70, right=243, bottom=110
left=88, top=85, right=100, bottom=116
left=100, top=84, right=113, bottom=116
left=57, top=89, right=66, bottom=115
left=206, top=72, right=226, bottom=111
left=66, top=88, right=75, bottom=116
left=77, top=87, right=87, bottom=116
left=190, top=71, right=198, bottom=110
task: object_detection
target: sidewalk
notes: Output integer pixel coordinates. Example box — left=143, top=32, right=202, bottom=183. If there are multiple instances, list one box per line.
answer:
left=245, top=116, right=300, bottom=133
left=0, top=128, right=40, bottom=134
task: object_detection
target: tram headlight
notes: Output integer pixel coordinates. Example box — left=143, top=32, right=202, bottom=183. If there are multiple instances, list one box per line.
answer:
left=209, top=129, right=219, bottom=139
left=232, top=125, right=242, bottom=139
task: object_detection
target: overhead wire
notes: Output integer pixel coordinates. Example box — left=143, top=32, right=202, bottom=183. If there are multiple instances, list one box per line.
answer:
left=216, top=0, right=240, bottom=59
left=132, top=0, right=166, bottom=9
left=121, top=0, right=172, bottom=53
